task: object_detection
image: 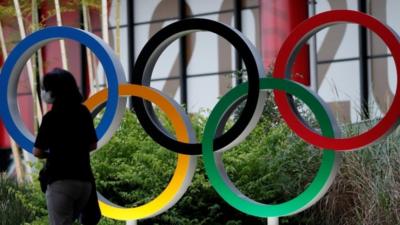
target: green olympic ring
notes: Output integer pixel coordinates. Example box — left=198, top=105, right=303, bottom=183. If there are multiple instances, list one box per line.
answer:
left=202, top=77, right=342, bottom=217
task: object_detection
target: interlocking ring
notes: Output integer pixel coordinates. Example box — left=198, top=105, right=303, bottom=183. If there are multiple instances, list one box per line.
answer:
left=0, top=9, right=397, bottom=221
left=83, top=84, right=197, bottom=220
left=273, top=10, right=400, bottom=151
left=0, top=27, right=126, bottom=151
left=132, top=18, right=267, bottom=154
left=202, top=78, right=341, bottom=217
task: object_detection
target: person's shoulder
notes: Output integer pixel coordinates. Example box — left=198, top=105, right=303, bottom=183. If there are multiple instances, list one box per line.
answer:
left=40, top=110, right=56, bottom=126
left=42, top=110, right=55, bottom=120
left=79, top=104, right=92, bottom=116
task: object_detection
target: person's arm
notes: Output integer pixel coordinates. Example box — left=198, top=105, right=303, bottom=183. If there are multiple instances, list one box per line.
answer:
left=34, top=114, right=50, bottom=158
left=84, top=106, right=98, bottom=153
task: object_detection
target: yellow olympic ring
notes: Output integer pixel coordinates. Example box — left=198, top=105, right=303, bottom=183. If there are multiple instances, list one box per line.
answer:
left=83, top=84, right=197, bottom=220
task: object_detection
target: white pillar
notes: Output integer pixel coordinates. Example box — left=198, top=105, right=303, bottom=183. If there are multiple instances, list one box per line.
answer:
left=102, top=0, right=110, bottom=44
left=268, top=217, right=279, bottom=225
left=126, top=220, right=137, bottom=225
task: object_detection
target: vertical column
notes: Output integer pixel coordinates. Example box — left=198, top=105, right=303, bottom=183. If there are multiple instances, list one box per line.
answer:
left=126, top=3, right=139, bottom=221
left=261, top=0, right=310, bottom=85
left=234, top=0, right=243, bottom=84
left=358, top=0, right=369, bottom=119
left=308, top=0, right=318, bottom=91
left=79, top=7, right=89, bottom=99
left=127, top=0, right=135, bottom=109
left=126, top=220, right=137, bottom=225
left=179, top=0, right=188, bottom=109
left=268, top=217, right=279, bottom=225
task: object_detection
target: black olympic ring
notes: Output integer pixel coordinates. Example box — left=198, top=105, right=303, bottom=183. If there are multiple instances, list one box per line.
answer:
left=132, top=18, right=267, bottom=155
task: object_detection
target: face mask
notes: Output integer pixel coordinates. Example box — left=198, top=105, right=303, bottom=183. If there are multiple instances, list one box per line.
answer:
left=41, top=90, right=54, bottom=104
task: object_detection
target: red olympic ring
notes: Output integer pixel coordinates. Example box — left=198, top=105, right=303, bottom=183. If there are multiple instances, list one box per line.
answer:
left=273, top=10, right=400, bottom=151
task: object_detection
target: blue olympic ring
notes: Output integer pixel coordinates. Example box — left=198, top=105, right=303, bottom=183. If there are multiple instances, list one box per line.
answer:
left=0, top=26, right=126, bottom=152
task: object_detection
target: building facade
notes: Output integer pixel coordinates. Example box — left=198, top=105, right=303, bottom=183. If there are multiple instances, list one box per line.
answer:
left=0, top=0, right=398, bottom=172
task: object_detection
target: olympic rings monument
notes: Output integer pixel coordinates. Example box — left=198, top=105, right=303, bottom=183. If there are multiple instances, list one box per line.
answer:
left=0, top=10, right=399, bottom=224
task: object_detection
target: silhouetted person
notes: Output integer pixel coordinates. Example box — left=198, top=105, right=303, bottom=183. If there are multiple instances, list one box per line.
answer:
left=33, top=68, right=98, bottom=225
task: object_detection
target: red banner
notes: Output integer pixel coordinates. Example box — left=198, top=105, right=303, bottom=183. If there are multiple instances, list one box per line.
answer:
left=261, top=0, right=310, bottom=85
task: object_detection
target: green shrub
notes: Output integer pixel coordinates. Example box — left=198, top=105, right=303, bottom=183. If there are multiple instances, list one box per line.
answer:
left=90, top=94, right=323, bottom=225
left=0, top=176, right=35, bottom=225
left=4, top=93, right=400, bottom=225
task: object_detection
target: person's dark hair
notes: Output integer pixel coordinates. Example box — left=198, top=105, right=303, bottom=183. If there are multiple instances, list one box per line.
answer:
left=42, top=68, right=83, bottom=106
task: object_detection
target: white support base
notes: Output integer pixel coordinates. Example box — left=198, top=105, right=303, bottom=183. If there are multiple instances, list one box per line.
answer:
left=268, top=217, right=279, bottom=225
